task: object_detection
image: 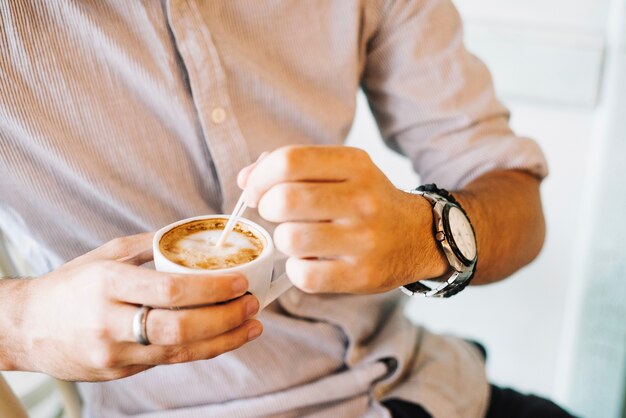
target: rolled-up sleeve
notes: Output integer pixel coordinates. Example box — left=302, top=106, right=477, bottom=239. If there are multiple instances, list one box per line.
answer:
left=362, top=0, right=548, bottom=189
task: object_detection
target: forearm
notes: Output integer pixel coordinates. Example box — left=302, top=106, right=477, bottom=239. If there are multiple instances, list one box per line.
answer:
left=0, top=278, right=32, bottom=371
left=453, top=169, right=546, bottom=285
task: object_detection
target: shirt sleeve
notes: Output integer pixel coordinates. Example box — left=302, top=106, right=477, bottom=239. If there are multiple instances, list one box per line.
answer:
left=361, top=0, right=548, bottom=189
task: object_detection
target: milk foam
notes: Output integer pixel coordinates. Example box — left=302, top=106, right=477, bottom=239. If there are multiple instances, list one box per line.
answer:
left=178, top=229, right=257, bottom=258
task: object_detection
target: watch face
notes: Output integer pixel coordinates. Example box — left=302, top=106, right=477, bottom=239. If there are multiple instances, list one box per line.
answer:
left=446, top=206, right=477, bottom=263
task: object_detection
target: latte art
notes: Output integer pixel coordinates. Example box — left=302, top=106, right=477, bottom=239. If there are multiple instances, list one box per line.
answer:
left=159, top=219, right=264, bottom=270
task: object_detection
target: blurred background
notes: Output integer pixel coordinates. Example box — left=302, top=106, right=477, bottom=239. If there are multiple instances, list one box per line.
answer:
left=2, top=0, right=625, bottom=417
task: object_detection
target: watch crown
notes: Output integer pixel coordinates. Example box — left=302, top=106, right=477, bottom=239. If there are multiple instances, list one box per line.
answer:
left=435, top=231, right=446, bottom=242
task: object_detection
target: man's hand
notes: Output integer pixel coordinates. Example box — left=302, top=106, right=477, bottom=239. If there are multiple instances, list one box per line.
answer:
left=241, top=146, right=546, bottom=293
left=238, top=145, right=448, bottom=294
left=0, top=233, right=262, bottom=381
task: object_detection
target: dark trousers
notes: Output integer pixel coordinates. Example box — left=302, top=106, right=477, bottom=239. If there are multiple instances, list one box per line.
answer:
left=382, top=385, right=579, bottom=418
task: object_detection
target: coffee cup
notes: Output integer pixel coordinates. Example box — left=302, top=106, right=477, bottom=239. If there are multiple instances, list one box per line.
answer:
left=153, top=215, right=291, bottom=309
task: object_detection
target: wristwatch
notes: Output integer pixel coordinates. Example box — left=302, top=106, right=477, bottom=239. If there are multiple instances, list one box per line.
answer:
left=402, top=184, right=477, bottom=298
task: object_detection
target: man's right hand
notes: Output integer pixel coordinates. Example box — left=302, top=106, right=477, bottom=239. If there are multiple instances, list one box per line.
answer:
left=0, top=232, right=262, bottom=381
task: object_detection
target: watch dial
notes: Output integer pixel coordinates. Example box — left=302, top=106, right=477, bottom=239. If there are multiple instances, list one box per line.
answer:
left=448, top=206, right=477, bottom=261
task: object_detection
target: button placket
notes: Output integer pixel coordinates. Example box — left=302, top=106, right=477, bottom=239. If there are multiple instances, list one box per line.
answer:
left=166, top=0, right=252, bottom=212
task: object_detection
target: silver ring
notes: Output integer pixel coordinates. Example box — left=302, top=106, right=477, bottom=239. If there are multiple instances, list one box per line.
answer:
left=132, top=306, right=152, bottom=345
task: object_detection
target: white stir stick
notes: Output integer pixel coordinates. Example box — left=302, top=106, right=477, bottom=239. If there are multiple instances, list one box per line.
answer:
left=216, top=191, right=248, bottom=247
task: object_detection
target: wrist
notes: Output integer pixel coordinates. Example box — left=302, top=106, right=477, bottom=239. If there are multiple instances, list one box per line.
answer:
left=399, top=191, right=449, bottom=283
left=0, top=278, right=36, bottom=371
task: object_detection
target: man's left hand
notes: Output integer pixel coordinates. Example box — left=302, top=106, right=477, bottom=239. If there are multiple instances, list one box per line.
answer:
left=238, top=145, right=447, bottom=294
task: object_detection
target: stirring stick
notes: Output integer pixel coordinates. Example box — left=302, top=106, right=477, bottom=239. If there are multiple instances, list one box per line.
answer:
left=217, top=151, right=269, bottom=247
left=216, top=191, right=248, bottom=247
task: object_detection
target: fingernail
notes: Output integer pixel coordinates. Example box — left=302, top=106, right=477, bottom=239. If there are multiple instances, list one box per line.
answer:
left=247, top=324, right=262, bottom=340
left=245, top=297, right=260, bottom=317
left=232, top=276, right=248, bottom=293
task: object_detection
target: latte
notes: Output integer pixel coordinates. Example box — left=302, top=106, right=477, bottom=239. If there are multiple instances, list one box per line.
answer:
left=158, top=218, right=264, bottom=270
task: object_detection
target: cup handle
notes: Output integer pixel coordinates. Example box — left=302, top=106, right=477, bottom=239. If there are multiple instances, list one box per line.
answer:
left=263, top=273, right=293, bottom=309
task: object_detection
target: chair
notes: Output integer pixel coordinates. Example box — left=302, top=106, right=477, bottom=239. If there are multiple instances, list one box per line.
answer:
left=0, top=373, right=28, bottom=418
left=0, top=373, right=82, bottom=418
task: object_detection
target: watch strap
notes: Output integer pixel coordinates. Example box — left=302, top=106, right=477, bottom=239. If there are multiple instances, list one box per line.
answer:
left=416, top=183, right=459, bottom=205
left=402, top=263, right=477, bottom=298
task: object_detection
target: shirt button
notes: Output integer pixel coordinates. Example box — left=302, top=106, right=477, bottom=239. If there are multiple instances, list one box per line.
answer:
left=211, top=107, right=226, bottom=124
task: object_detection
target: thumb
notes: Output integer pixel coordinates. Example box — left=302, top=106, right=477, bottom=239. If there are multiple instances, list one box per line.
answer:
left=237, top=151, right=270, bottom=190
left=67, top=232, right=155, bottom=268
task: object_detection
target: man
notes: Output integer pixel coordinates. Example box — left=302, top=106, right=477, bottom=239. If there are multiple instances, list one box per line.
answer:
left=0, top=1, right=574, bottom=417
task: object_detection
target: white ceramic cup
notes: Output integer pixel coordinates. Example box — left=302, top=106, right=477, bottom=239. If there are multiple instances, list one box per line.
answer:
left=153, top=215, right=291, bottom=309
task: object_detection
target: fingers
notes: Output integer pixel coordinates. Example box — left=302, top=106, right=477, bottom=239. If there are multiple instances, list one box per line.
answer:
left=110, top=294, right=259, bottom=345
left=99, top=261, right=249, bottom=307
left=258, top=182, right=359, bottom=222
left=68, top=232, right=155, bottom=267
left=118, top=319, right=263, bottom=366
left=286, top=257, right=363, bottom=293
left=274, top=222, right=373, bottom=258
left=244, top=145, right=370, bottom=207
left=146, top=294, right=259, bottom=345
left=82, top=289, right=261, bottom=373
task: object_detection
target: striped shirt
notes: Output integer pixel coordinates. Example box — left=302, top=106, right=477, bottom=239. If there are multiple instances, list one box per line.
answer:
left=0, top=1, right=547, bottom=417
